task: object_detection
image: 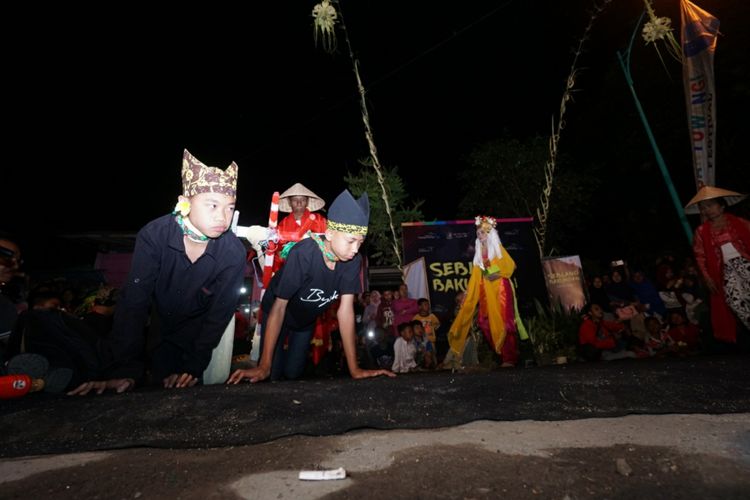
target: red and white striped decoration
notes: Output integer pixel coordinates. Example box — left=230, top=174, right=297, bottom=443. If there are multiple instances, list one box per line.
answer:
left=262, top=191, right=280, bottom=289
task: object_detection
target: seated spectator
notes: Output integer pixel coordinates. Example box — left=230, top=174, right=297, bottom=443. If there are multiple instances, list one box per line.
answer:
left=362, top=290, right=380, bottom=335
left=367, top=326, right=393, bottom=370
left=376, top=290, right=396, bottom=339
left=655, top=264, right=686, bottom=315
left=1, top=235, right=24, bottom=352
left=411, top=320, right=435, bottom=369
left=392, top=322, right=417, bottom=373
left=392, top=283, right=419, bottom=332
left=80, top=286, right=118, bottom=340
left=643, top=316, right=667, bottom=354
left=629, top=270, right=666, bottom=319
left=663, top=310, right=701, bottom=355
left=6, top=287, right=63, bottom=359
left=587, top=276, right=612, bottom=314
left=8, top=304, right=104, bottom=391
left=578, top=303, right=636, bottom=362
left=413, top=298, right=441, bottom=347
left=627, top=307, right=650, bottom=346
left=605, top=270, right=636, bottom=310
left=354, top=291, right=370, bottom=335
left=680, top=275, right=706, bottom=326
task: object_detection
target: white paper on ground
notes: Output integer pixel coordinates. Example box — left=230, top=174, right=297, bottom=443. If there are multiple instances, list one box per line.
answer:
left=298, top=467, right=347, bottom=481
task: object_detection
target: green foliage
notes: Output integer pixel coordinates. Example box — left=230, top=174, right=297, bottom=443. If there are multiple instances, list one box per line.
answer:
left=525, top=298, right=582, bottom=366
left=457, top=133, right=600, bottom=255
left=344, top=159, right=424, bottom=265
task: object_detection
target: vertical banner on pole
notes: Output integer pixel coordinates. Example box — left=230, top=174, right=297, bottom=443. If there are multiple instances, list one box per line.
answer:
left=680, top=0, right=719, bottom=189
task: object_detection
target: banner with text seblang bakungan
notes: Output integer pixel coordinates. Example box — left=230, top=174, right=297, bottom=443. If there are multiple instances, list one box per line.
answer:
left=401, top=219, right=546, bottom=339
left=541, top=255, right=587, bottom=312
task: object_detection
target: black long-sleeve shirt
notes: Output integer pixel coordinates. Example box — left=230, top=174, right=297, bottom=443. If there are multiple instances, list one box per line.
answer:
left=108, top=214, right=246, bottom=380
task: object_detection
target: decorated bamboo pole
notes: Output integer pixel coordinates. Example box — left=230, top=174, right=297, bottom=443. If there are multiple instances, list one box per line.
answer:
left=617, top=12, right=693, bottom=244
left=312, top=0, right=402, bottom=269
left=533, top=0, right=613, bottom=258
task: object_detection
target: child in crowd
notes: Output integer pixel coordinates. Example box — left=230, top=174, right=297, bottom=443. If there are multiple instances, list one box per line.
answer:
left=411, top=320, right=435, bottom=369
left=392, top=322, right=417, bottom=373
left=413, top=298, right=440, bottom=346
left=367, top=326, right=394, bottom=370
left=578, top=303, right=636, bottom=362
left=643, top=316, right=667, bottom=354
left=663, top=310, right=701, bottom=354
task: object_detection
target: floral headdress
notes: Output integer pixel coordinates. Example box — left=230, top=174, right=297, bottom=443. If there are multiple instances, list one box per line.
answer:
left=474, top=216, right=497, bottom=229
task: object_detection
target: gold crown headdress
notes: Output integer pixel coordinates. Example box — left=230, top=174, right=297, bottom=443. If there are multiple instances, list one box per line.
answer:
left=181, top=149, right=238, bottom=198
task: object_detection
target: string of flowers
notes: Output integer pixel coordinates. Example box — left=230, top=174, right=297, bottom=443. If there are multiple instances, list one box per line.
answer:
left=312, top=0, right=402, bottom=269
left=534, top=0, right=613, bottom=258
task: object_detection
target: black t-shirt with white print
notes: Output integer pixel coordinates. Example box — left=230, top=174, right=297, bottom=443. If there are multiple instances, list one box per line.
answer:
left=261, top=238, right=362, bottom=330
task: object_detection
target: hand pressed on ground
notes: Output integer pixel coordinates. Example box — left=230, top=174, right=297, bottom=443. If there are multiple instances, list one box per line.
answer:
left=67, top=378, right=135, bottom=396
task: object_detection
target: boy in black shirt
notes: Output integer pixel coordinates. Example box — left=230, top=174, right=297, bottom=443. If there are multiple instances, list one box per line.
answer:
left=228, top=190, right=394, bottom=382
left=69, top=150, right=246, bottom=394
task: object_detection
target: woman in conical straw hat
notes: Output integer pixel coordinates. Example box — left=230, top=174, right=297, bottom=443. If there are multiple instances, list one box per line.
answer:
left=685, top=185, right=750, bottom=345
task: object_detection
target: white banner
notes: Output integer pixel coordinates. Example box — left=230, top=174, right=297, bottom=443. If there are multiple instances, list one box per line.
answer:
left=681, top=0, right=719, bottom=189
left=403, top=257, right=430, bottom=301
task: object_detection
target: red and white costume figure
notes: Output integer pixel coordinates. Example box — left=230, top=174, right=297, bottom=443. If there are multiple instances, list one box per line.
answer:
left=274, top=183, right=327, bottom=273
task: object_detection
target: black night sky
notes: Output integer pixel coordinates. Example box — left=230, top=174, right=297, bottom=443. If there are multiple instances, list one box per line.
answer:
left=3, top=0, right=750, bottom=270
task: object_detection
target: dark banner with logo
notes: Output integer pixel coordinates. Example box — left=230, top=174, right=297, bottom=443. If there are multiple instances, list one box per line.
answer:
left=402, top=219, right=547, bottom=335
left=541, top=255, right=587, bottom=312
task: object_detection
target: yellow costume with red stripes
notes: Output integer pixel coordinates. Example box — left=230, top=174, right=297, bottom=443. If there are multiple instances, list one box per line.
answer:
left=448, top=247, right=516, bottom=356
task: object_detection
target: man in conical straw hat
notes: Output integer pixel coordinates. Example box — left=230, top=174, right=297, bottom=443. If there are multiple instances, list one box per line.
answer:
left=278, top=182, right=326, bottom=234
left=274, top=183, right=327, bottom=272
left=685, top=185, right=750, bottom=345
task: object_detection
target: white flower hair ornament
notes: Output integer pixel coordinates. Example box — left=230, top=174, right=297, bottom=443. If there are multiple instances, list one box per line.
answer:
left=174, top=200, right=191, bottom=217
left=475, top=215, right=497, bottom=228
